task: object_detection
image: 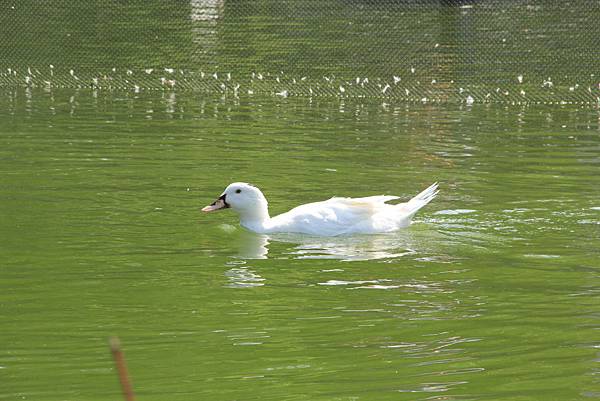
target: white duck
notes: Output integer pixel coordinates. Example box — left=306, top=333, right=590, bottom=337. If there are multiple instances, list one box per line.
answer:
left=202, top=182, right=438, bottom=236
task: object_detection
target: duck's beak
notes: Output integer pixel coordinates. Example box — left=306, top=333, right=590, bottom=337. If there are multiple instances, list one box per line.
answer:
left=202, top=194, right=230, bottom=212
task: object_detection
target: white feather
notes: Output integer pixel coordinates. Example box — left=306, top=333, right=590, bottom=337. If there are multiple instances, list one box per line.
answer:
left=203, top=182, right=439, bottom=236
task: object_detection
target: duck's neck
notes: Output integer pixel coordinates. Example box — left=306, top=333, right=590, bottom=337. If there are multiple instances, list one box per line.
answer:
left=238, top=205, right=271, bottom=233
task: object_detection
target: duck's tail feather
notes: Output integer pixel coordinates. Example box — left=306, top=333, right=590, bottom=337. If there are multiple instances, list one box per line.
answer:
left=400, top=182, right=439, bottom=218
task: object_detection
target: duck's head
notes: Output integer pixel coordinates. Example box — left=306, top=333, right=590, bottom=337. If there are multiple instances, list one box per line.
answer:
left=202, top=182, right=269, bottom=220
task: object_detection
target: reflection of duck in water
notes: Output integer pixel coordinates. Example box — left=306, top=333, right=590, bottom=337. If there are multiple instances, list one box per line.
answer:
left=232, top=229, right=420, bottom=261
left=203, top=182, right=439, bottom=236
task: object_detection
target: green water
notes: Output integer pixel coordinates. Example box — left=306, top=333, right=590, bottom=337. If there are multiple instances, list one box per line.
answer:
left=1, top=88, right=599, bottom=400
left=1, top=1, right=600, bottom=400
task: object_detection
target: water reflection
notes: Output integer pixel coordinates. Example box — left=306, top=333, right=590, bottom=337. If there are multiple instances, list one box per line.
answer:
left=190, top=0, right=223, bottom=23
left=231, top=228, right=436, bottom=261
left=279, top=233, right=417, bottom=261
left=234, top=230, right=270, bottom=259
left=190, top=0, right=223, bottom=64
left=224, top=261, right=265, bottom=288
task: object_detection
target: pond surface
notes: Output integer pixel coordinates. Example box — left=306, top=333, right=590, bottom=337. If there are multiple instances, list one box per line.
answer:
left=1, top=88, right=599, bottom=400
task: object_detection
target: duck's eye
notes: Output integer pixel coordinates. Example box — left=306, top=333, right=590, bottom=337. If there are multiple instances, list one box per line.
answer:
left=235, top=189, right=242, bottom=194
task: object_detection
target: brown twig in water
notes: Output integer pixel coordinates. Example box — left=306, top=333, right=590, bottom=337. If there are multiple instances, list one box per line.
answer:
left=109, top=336, right=136, bottom=401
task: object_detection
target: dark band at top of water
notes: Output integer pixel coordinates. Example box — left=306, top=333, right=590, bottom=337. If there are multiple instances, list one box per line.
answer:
left=1, top=0, right=600, bottom=105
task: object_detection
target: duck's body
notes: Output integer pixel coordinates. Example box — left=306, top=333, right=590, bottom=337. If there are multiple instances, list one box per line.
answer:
left=260, top=195, right=419, bottom=236
left=202, top=182, right=438, bottom=236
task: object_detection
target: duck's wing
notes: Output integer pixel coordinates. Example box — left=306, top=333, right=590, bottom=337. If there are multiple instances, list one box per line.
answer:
left=268, top=196, right=399, bottom=236
left=330, top=195, right=400, bottom=208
